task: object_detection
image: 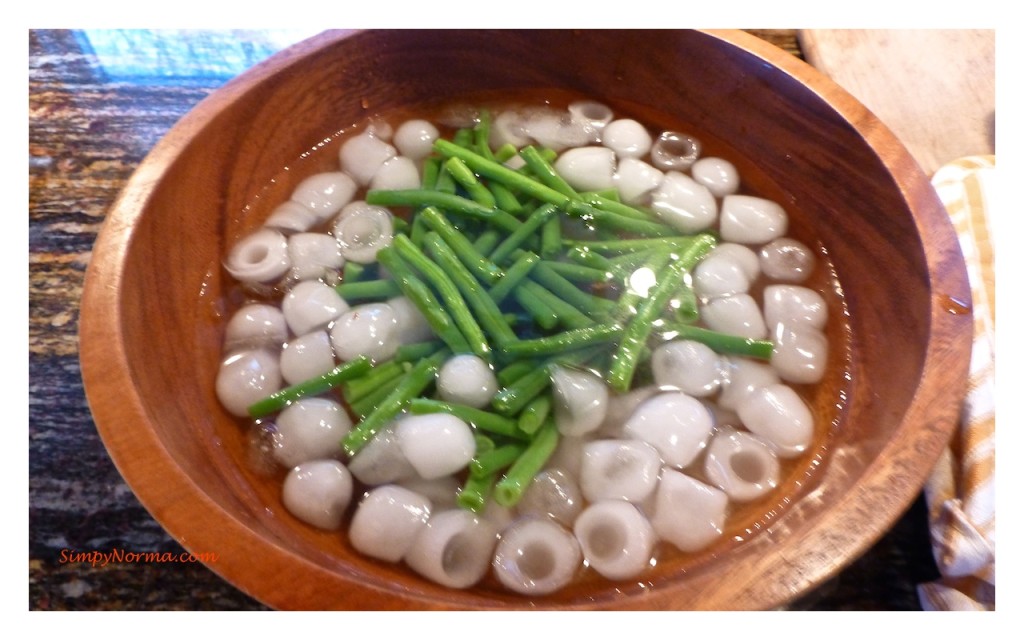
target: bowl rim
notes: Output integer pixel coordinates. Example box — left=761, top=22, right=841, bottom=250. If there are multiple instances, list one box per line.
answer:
left=79, top=28, right=973, bottom=610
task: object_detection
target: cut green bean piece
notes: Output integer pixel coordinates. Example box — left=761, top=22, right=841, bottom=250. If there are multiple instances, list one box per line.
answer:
left=539, top=260, right=609, bottom=285
left=519, top=280, right=595, bottom=330
left=444, top=156, right=497, bottom=209
left=512, top=285, right=559, bottom=331
left=519, top=145, right=578, bottom=198
left=500, top=322, right=622, bottom=359
left=540, top=215, right=562, bottom=259
left=496, top=359, right=536, bottom=386
left=489, top=203, right=559, bottom=265
left=335, top=278, right=402, bottom=303
left=659, top=323, right=775, bottom=360
left=457, top=472, right=496, bottom=513
left=342, top=360, right=405, bottom=405
left=493, top=143, right=518, bottom=163
left=341, top=351, right=447, bottom=456
left=421, top=156, right=441, bottom=190
left=407, top=398, right=529, bottom=441
left=517, top=394, right=551, bottom=435
left=488, top=251, right=541, bottom=304
left=349, top=371, right=407, bottom=418
left=247, top=356, right=373, bottom=419
left=529, top=261, right=617, bottom=316
left=471, top=443, right=528, bottom=478
left=366, top=189, right=520, bottom=232
left=494, top=418, right=559, bottom=507
left=564, top=236, right=708, bottom=255
left=394, top=340, right=445, bottom=363
left=473, top=229, right=501, bottom=255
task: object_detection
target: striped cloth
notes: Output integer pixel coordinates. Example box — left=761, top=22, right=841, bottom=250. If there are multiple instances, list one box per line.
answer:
left=917, top=155, right=996, bottom=611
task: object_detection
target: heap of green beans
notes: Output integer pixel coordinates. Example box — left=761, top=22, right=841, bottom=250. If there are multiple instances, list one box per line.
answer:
left=246, top=110, right=774, bottom=513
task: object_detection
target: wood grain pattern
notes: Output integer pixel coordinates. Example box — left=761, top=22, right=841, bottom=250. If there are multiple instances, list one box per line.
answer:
left=75, top=29, right=973, bottom=610
left=799, top=29, right=995, bottom=176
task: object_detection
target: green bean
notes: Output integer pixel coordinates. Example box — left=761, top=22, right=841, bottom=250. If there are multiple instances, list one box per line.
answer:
left=407, top=398, right=529, bottom=441
left=609, top=248, right=656, bottom=269
left=422, top=232, right=519, bottom=346
left=496, top=359, right=536, bottom=386
left=335, top=278, right=402, bottom=303
left=501, top=322, right=621, bottom=359
left=518, top=280, right=592, bottom=329
left=457, top=472, right=495, bottom=513
left=434, top=139, right=574, bottom=211
left=613, top=249, right=673, bottom=321
left=529, top=260, right=617, bottom=316
left=488, top=251, right=541, bottom=305
left=473, top=229, right=502, bottom=255
left=473, top=109, right=493, bottom=157
left=421, top=156, right=441, bottom=190
left=672, top=275, right=701, bottom=324
left=494, top=418, right=559, bottom=507
left=539, top=260, right=609, bottom=285
left=349, top=370, right=407, bottom=418
left=490, top=347, right=603, bottom=416
left=564, top=236, right=709, bottom=255
left=341, top=350, right=447, bottom=456
left=517, top=394, right=551, bottom=435
left=489, top=203, right=559, bottom=265
left=418, top=207, right=504, bottom=285
left=394, top=340, right=445, bottom=363
left=434, top=162, right=457, bottom=194
left=393, top=234, right=491, bottom=360
left=444, top=156, right=497, bottom=209
left=342, top=261, right=367, bottom=283
left=247, top=356, right=373, bottom=419
left=566, top=245, right=627, bottom=282
left=471, top=443, right=528, bottom=478
left=366, top=189, right=520, bottom=233
left=511, top=286, right=559, bottom=331
left=659, top=323, right=775, bottom=360
left=342, top=360, right=405, bottom=405
left=493, top=143, right=518, bottom=163
left=376, top=247, right=471, bottom=354
left=474, top=433, right=496, bottom=455
left=606, top=234, right=717, bottom=392
left=519, top=145, right=578, bottom=198
left=579, top=207, right=678, bottom=237
left=540, top=215, right=562, bottom=259
left=579, top=191, right=658, bottom=222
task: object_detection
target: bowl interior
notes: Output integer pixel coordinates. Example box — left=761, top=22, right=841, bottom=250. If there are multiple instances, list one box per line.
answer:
left=81, top=29, right=972, bottom=610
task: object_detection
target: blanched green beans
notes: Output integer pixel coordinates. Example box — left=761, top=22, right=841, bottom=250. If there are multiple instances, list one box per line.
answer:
left=607, top=234, right=717, bottom=392
left=392, top=234, right=491, bottom=361
left=341, top=350, right=448, bottom=457
left=375, top=247, right=472, bottom=354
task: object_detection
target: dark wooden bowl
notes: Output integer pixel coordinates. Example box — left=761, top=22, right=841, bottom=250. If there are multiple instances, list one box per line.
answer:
left=79, top=29, right=972, bottom=610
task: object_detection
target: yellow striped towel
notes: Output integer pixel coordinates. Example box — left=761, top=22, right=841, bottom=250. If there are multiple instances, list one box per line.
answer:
left=917, top=155, right=996, bottom=611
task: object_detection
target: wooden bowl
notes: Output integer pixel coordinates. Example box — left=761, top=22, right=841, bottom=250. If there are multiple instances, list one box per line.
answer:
left=80, top=29, right=973, bottom=610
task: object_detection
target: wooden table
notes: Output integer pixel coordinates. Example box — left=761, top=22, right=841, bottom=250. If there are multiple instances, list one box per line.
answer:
left=28, top=28, right=944, bottom=610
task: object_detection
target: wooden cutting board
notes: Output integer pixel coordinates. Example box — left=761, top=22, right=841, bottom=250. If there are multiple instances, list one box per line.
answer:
left=798, top=29, right=995, bottom=176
